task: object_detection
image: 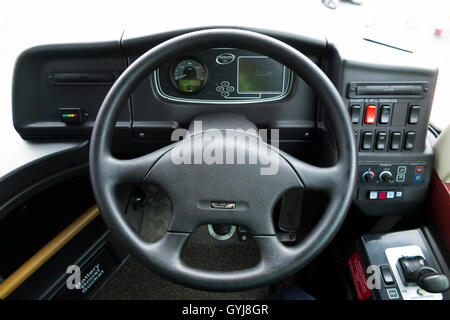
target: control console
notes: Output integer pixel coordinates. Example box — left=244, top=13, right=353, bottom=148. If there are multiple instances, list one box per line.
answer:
left=354, top=158, right=432, bottom=215
left=340, top=64, right=438, bottom=216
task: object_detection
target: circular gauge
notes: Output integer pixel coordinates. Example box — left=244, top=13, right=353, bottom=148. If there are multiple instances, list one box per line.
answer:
left=170, top=58, right=207, bottom=93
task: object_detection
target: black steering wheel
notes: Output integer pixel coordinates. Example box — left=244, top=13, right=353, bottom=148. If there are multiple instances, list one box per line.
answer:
left=89, top=29, right=357, bottom=291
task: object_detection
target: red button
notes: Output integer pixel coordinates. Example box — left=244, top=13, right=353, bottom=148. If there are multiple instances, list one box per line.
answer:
left=365, top=105, right=377, bottom=124
left=378, top=191, right=387, bottom=199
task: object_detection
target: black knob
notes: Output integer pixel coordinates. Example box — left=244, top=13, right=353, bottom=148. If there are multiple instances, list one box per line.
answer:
left=399, top=256, right=450, bottom=293
left=379, top=170, right=393, bottom=183
left=362, top=170, right=376, bottom=182
left=416, top=267, right=450, bottom=293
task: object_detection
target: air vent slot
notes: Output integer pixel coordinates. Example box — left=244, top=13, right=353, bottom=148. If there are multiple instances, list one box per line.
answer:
left=48, top=71, right=119, bottom=85
left=348, top=82, right=429, bottom=98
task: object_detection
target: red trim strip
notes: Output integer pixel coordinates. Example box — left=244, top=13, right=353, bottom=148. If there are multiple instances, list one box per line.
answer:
left=428, top=170, right=450, bottom=250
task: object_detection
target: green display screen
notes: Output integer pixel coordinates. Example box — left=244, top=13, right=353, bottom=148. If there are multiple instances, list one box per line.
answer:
left=177, top=79, right=202, bottom=92
left=238, top=57, right=284, bottom=93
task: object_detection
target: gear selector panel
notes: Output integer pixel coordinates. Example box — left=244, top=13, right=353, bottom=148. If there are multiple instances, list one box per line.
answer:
left=348, top=229, right=449, bottom=300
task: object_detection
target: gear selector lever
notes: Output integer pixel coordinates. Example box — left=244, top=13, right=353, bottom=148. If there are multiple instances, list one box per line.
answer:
left=398, top=256, right=449, bottom=293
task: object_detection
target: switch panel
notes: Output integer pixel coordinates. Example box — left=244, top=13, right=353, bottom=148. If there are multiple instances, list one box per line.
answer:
left=346, top=81, right=432, bottom=154
left=347, top=101, right=426, bottom=153
left=344, top=78, right=434, bottom=216
left=357, top=163, right=427, bottom=186
left=354, top=158, right=433, bottom=216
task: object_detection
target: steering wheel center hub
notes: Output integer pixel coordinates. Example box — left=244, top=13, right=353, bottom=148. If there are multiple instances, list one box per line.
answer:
left=144, top=128, right=302, bottom=235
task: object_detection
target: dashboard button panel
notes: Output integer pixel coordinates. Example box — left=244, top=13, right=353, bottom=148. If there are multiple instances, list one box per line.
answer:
left=357, top=163, right=426, bottom=186
left=345, top=81, right=430, bottom=154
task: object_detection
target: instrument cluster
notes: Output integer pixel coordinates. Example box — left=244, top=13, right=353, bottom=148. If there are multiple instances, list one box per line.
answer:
left=155, top=48, right=292, bottom=104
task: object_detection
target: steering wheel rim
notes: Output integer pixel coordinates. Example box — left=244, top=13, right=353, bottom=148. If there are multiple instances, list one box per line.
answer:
left=89, top=28, right=357, bottom=291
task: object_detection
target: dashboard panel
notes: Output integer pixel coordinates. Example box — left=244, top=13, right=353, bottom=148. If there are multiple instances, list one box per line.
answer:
left=154, top=48, right=292, bottom=103
left=9, top=27, right=439, bottom=218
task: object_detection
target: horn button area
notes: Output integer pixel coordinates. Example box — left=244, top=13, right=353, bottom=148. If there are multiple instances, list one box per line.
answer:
left=144, top=114, right=303, bottom=236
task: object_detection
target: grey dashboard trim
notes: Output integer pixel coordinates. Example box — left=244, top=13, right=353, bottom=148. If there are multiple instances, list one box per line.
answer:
left=152, top=68, right=293, bottom=105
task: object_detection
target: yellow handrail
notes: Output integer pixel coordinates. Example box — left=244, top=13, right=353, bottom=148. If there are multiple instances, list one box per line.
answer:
left=0, top=205, right=100, bottom=299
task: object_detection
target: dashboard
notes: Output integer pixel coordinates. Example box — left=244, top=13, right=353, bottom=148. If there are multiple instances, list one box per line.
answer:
left=9, top=26, right=438, bottom=218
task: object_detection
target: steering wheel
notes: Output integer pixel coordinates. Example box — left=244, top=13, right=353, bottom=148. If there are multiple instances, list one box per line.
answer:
left=89, top=29, right=357, bottom=291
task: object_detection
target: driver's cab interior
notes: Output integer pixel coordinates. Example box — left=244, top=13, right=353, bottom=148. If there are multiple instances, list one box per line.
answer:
left=0, top=21, right=449, bottom=301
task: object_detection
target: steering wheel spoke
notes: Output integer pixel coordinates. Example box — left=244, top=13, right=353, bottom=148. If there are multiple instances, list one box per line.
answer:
left=282, top=153, right=343, bottom=194
left=144, top=231, right=191, bottom=267
left=102, top=145, right=173, bottom=184
left=252, top=235, right=288, bottom=264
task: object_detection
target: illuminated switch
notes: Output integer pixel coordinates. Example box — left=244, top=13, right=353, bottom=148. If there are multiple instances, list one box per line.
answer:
left=364, top=105, right=377, bottom=124
left=378, top=192, right=387, bottom=199
left=369, top=191, right=378, bottom=200
left=387, top=191, right=395, bottom=199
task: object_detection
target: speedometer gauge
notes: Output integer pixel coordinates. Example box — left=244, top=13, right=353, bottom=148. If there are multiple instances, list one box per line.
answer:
left=170, top=58, right=207, bottom=93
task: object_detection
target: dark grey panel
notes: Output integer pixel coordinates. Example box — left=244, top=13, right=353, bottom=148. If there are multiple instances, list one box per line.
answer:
left=12, top=41, right=130, bottom=139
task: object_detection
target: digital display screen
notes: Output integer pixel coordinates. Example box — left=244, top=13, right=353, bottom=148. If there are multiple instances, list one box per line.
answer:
left=237, top=57, right=285, bottom=94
